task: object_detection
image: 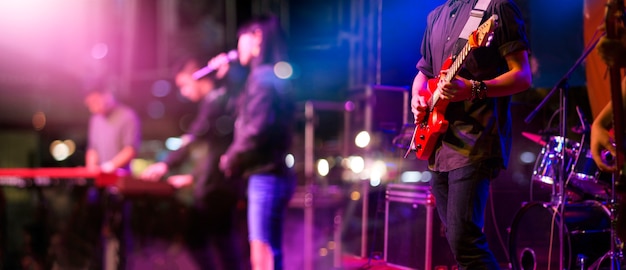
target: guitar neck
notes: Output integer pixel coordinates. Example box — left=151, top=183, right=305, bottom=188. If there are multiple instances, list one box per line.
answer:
left=605, top=0, right=626, bottom=173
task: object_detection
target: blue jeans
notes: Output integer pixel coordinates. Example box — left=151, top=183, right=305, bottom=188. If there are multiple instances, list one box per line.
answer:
left=430, top=162, right=501, bottom=270
left=247, top=173, right=296, bottom=270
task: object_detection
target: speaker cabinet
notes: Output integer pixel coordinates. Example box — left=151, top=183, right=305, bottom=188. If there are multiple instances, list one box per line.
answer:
left=384, top=183, right=455, bottom=270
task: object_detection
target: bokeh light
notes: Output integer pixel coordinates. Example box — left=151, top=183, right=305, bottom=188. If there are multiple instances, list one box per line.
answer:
left=285, top=153, right=295, bottom=168
left=354, top=131, right=370, bottom=148
left=317, top=159, right=330, bottom=177
left=147, top=100, right=165, bottom=119
left=91, top=43, right=108, bottom=60
left=32, top=111, right=46, bottom=130
left=49, top=139, right=75, bottom=161
left=165, top=137, right=183, bottom=151
left=274, top=61, right=293, bottom=79
left=151, top=80, right=171, bottom=98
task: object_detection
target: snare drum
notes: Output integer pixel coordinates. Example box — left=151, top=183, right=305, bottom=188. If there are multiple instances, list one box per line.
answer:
left=569, top=145, right=611, bottom=199
left=532, top=136, right=579, bottom=187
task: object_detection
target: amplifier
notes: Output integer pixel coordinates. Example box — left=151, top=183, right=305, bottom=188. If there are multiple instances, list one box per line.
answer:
left=384, top=183, right=455, bottom=270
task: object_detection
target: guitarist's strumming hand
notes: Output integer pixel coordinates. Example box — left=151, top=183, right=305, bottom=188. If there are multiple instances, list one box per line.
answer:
left=411, top=87, right=430, bottom=123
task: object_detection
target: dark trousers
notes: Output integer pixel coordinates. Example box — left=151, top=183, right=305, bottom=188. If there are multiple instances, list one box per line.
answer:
left=430, top=162, right=500, bottom=270
left=186, top=186, right=245, bottom=270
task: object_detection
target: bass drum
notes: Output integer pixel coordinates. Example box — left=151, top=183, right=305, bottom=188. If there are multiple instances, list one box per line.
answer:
left=508, top=200, right=611, bottom=270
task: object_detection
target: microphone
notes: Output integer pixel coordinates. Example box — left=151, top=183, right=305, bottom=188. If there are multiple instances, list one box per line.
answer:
left=192, top=50, right=238, bottom=80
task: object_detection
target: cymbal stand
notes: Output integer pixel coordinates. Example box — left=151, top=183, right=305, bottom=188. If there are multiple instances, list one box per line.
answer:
left=525, top=29, right=603, bottom=270
left=587, top=171, right=624, bottom=269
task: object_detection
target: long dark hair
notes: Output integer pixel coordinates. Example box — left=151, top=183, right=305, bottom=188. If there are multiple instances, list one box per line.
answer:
left=238, top=14, right=288, bottom=68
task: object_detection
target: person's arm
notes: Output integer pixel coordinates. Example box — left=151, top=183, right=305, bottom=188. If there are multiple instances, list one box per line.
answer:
left=439, top=49, right=532, bottom=102
left=439, top=1, right=531, bottom=102
left=590, top=77, right=626, bottom=172
left=85, top=148, right=99, bottom=171
left=410, top=71, right=431, bottom=123
left=104, top=108, right=141, bottom=173
left=102, top=146, right=136, bottom=172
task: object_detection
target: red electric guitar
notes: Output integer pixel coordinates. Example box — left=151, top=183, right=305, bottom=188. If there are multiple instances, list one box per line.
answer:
left=411, top=14, right=498, bottom=160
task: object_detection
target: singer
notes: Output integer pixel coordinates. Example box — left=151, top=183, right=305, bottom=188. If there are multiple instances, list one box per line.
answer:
left=218, top=15, right=296, bottom=270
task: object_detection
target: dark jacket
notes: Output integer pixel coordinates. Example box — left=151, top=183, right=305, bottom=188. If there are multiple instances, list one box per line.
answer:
left=220, top=64, right=294, bottom=178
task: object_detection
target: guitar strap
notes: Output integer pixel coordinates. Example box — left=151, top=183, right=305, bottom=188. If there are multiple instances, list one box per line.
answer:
left=458, top=0, right=493, bottom=41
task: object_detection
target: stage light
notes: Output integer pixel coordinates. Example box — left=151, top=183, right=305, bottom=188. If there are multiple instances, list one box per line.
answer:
left=50, top=140, right=70, bottom=161
left=520, top=151, right=536, bottom=164
left=422, top=171, right=433, bottom=182
left=350, top=190, right=361, bottom=200
left=370, top=177, right=382, bottom=187
left=400, top=170, right=433, bottom=183
left=401, top=171, right=422, bottom=183
left=344, top=101, right=355, bottom=111
left=354, top=131, right=370, bottom=148
left=274, top=61, right=293, bottom=79
left=317, top=158, right=330, bottom=177
left=285, top=153, right=295, bottom=168
left=64, top=140, right=76, bottom=156
left=370, top=160, right=387, bottom=184
left=165, top=137, right=183, bottom=151
left=348, top=156, right=365, bottom=174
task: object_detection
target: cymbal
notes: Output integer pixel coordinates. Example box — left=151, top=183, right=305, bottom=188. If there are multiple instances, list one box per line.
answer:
left=522, top=131, right=547, bottom=146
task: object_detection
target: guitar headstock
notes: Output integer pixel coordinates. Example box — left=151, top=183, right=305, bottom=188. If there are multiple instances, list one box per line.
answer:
left=468, top=14, right=498, bottom=49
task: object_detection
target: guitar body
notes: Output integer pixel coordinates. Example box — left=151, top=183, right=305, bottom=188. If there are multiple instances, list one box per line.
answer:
left=413, top=59, right=452, bottom=160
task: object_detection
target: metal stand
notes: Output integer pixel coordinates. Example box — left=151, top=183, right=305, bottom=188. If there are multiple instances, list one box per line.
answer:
left=303, top=100, right=351, bottom=270
left=524, top=28, right=606, bottom=269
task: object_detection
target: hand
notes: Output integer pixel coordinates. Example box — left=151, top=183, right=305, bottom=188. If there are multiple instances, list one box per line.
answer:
left=207, top=53, right=232, bottom=80
left=590, top=122, right=617, bottom=172
left=437, top=71, right=472, bottom=101
left=411, top=90, right=430, bottom=123
left=100, top=161, right=115, bottom=173
left=219, top=155, right=232, bottom=178
left=140, top=162, right=168, bottom=181
left=166, top=174, right=193, bottom=188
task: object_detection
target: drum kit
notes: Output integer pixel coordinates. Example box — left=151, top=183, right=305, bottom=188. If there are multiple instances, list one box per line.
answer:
left=508, top=131, right=623, bottom=270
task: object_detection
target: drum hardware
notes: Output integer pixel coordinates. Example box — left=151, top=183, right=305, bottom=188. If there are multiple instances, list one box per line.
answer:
left=508, top=200, right=615, bottom=270
left=521, top=22, right=624, bottom=268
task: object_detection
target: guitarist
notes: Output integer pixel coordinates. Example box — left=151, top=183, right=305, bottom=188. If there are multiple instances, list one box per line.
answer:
left=410, top=0, right=531, bottom=269
left=592, top=5, right=626, bottom=243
